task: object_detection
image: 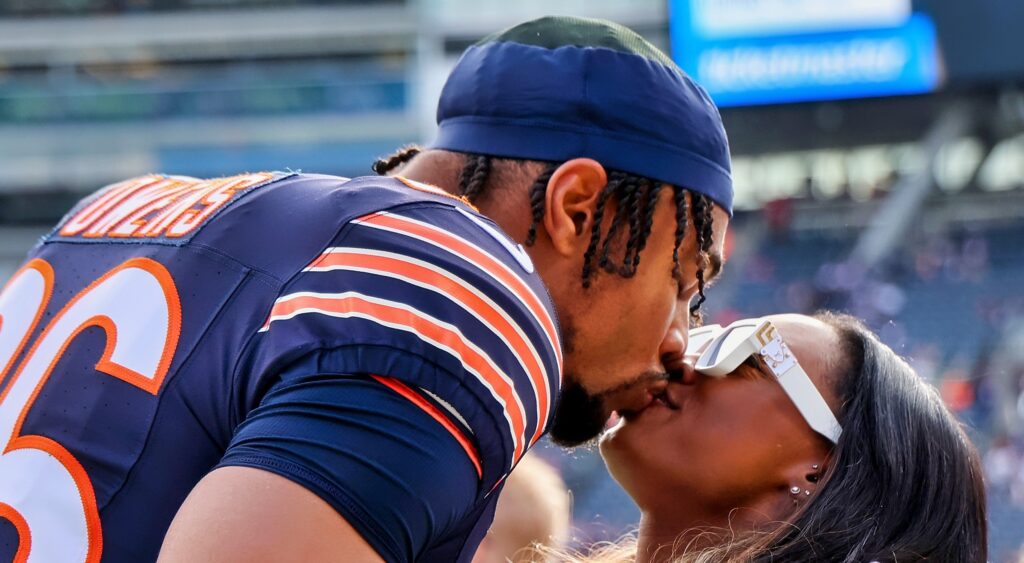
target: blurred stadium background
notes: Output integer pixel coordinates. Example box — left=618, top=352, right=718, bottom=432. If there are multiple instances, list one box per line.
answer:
left=1, top=0, right=1023, bottom=559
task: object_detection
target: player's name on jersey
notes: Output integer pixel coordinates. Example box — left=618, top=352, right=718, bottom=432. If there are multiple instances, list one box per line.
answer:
left=57, top=172, right=276, bottom=240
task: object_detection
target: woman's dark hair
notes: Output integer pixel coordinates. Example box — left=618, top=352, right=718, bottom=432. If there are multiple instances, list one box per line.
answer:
left=700, top=312, right=988, bottom=563
left=373, top=147, right=717, bottom=319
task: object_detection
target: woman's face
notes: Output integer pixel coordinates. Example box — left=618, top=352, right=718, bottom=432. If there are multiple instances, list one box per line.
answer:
left=599, top=314, right=844, bottom=527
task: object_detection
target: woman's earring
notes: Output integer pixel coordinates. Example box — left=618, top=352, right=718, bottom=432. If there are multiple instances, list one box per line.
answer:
left=808, top=464, right=821, bottom=483
left=790, top=485, right=812, bottom=504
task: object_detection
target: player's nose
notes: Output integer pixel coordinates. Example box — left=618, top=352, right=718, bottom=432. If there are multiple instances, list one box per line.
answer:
left=659, top=323, right=687, bottom=373
left=660, top=304, right=689, bottom=355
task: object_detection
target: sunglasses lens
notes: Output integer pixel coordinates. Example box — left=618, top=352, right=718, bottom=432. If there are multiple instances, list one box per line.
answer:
left=697, top=323, right=759, bottom=370
left=685, top=329, right=719, bottom=357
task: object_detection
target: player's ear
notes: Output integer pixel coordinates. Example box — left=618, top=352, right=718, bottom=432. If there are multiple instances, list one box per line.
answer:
left=543, top=158, right=608, bottom=257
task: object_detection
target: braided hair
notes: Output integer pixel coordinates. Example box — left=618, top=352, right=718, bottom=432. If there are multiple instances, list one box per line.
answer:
left=373, top=149, right=716, bottom=320
left=458, top=154, right=491, bottom=203
left=371, top=145, right=421, bottom=175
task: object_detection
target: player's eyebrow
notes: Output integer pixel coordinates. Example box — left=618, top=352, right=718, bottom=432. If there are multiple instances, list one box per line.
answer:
left=704, top=250, right=724, bottom=286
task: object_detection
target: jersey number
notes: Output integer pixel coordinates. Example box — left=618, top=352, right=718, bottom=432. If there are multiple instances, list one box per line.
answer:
left=0, top=258, right=181, bottom=563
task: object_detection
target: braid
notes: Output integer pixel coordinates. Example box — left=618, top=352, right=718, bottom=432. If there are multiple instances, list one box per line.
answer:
left=581, top=179, right=615, bottom=287
left=372, top=145, right=421, bottom=175
left=459, top=154, right=492, bottom=202
left=671, top=185, right=689, bottom=280
left=598, top=172, right=632, bottom=273
left=620, top=175, right=645, bottom=276
left=689, top=193, right=715, bottom=321
left=525, top=164, right=558, bottom=246
left=698, top=196, right=714, bottom=254
left=625, top=178, right=659, bottom=275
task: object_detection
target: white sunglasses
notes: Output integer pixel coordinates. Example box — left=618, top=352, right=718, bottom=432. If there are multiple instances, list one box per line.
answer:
left=687, top=318, right=843, bottom=444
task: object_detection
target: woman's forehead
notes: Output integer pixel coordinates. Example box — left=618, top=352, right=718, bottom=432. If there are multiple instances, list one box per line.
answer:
left=767, top=315, right=837, bottom=360
left=765, top=314, right=832, bottom=338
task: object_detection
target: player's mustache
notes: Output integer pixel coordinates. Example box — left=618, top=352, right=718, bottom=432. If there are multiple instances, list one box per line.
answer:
left=594, top=370, right=670, bottom=399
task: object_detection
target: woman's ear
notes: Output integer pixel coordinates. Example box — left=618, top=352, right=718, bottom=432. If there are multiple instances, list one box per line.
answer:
left=542, top=158, right=608, bottom=257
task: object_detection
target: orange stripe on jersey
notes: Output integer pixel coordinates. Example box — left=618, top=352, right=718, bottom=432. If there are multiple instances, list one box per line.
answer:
left=353, top=212, right=563, bottom=374
left=370, top=375, right=483, bottom=479
left=308, top=249, right=549, bottom=446
left=262, top=292, right=526, bottom=464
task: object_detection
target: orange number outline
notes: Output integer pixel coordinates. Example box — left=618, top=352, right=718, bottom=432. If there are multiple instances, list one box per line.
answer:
left=0, top=257, right=182, bottom=562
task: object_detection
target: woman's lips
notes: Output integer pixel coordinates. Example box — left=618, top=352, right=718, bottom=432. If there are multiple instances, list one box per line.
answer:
left=664, top=380, right=686, bottom=409
left=610, top=390, right=653, bottom=421
left=615, top=389, right=680, bottom=421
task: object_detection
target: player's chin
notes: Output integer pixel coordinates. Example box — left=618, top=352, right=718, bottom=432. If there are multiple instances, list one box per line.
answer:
left=548, top=381, right=609, bottom=447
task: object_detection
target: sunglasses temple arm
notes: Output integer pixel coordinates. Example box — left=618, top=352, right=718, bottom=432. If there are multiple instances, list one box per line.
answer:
left=776, top=364, right=843, bottom=444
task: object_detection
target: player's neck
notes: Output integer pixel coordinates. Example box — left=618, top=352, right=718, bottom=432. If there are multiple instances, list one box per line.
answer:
left=390, top=150, right=464, bottom=199
left=391, top=152, right=534, bottom=245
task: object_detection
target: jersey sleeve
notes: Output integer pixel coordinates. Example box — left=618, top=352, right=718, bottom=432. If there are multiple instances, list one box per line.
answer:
left=217, top=368, right=482, bottom=563
left=226, top=201, right=562, bottom=557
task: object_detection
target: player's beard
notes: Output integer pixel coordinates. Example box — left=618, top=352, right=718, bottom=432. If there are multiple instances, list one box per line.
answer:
left=549, top=369, right=669, bottom=447
left=546, top=314, right=668, bottom=447
left=548, top=377, right=608, bottom=447
left=547, top=318, right=606, bottom=447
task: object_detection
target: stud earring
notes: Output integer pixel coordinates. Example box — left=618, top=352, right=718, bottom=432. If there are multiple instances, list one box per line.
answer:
left=789, top=485, right=802, bottom=504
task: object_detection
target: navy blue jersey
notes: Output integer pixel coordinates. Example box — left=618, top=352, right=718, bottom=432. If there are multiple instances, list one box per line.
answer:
left=0, top=172, right=561, bottom=562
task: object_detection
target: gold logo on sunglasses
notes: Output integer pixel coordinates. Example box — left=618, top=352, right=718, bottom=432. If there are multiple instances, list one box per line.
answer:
left=755, top=324, right=775, bottom=348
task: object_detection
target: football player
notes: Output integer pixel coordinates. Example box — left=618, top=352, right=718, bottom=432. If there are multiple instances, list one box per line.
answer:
left=0, top=16, right=730, bottom=563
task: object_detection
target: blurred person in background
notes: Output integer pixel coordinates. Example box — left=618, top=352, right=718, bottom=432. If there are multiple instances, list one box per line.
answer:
left=0, top=15, right=731, bottom=563
left=472, top=453, right=571, bottom=563
left=547, top=313, right=987, bottom=562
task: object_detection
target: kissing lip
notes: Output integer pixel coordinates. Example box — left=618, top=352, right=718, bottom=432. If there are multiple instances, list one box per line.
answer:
left=607, top=387, right=659, bottom=421
left=645, top=388, right=680, bottom=413
left=601, top=372, right=678, bottom=420
left=612, top=385, right=681, bottom=421
left=658, top=387, right=681, bottom=410
left=615, top=397, right=651, bottom=422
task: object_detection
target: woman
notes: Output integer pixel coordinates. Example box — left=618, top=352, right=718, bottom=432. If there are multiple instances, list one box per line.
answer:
left=557, top=312, right=987, bottom=562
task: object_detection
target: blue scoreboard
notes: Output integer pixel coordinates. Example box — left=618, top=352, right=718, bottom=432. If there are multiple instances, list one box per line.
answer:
left=669, top=0, right=942, bottom=107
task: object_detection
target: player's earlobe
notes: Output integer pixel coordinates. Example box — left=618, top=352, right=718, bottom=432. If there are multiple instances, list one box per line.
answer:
left=543, top=158, right=607, bottom=257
